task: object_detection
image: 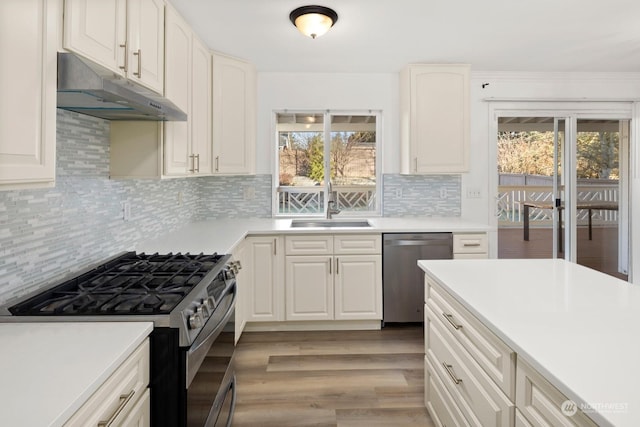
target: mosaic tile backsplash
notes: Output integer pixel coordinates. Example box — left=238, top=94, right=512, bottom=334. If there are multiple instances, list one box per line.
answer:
left=0, top=110, right=270, bottom=304
left=0, top=110, right=460, bottom=304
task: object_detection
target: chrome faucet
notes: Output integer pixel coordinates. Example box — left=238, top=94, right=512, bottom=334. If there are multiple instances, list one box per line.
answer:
left=326, top=182, right=341, bottom=219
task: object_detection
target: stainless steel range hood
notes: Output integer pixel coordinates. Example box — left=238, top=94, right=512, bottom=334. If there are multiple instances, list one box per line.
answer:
left=57, top=53, right=186, bottom=121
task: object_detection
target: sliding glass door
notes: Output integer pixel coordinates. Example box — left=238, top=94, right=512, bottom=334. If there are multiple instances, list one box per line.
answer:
left=496, top=112, right=630, bottom=280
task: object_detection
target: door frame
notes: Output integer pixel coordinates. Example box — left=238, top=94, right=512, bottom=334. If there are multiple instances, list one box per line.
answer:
left=488, top=101, right=633, bottom=277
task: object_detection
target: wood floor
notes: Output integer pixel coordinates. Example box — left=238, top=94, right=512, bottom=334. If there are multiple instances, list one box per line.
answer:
left=232, top=324, right=434, bottom=427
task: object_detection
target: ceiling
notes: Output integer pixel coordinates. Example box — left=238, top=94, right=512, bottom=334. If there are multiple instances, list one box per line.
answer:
left=168, top=0, right=640, bottom=74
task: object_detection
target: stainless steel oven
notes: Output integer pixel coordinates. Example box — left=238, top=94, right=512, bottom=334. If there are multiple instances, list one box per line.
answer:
left=0, top=252, right=240, bottom=427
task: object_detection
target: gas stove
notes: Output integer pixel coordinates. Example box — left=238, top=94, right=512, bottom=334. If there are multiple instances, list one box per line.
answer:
left=1, top=251, right=239, bottom=347
left=0, top=251, right=240, bottom=427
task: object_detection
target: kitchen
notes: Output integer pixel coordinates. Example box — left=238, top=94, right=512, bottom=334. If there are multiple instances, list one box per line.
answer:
left=2, top=0, right=640, bottom=426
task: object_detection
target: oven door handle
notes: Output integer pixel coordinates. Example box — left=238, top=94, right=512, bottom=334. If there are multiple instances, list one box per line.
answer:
left=189, top=281, right=236, bottom=356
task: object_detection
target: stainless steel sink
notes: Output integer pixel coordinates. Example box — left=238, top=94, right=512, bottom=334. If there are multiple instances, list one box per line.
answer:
left=290, top=219, right=372, bottom=228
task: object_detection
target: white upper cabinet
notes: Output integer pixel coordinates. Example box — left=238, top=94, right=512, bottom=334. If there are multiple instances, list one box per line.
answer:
left=0, top=0, right=57, bottom=189
left=62, top=0, right=126, bottom=74
left=163, top=5, right=191, bottom=176
left=400, top=64, right=470, bottom=174
left=212, top=53, right=256, bottom=175
left=126, top=0, right=164, bottom=93
left=164, top=5, right=211, bottom=176
left=190, top=35, right=212, bottom=175
left=64, top=0, right=164, bottom=94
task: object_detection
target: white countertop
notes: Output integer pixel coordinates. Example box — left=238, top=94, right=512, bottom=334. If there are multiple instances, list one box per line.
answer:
left=0, top=322, right=152, bottom=427
left=418, top=258, right=640, bottom=427
left=136, top=217, right=490, bottom=254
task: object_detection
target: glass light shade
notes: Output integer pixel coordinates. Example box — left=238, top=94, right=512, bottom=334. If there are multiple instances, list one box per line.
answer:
left=294, top=13, right=334, bottom=39
left=290, top=6, right=338, bottom=39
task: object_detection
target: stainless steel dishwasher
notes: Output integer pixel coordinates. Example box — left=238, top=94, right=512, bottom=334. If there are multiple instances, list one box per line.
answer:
left=383, top=233, right=453, bottom=323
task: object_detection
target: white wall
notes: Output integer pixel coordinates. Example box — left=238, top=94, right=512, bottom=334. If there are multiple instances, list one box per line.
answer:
left=256, top=72, right=400, bottom=175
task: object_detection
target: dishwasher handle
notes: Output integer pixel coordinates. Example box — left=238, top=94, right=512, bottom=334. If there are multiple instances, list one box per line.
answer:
left=384, top=239, right=452, bottom=247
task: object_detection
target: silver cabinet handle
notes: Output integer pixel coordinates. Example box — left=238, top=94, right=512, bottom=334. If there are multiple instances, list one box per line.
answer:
left=133, top=49, right=141, bottom=77
left=119, top=43, right=128, bottom=72
left=463, top=242, right=481, bottom=247
left=97, top=389, right=135, bottom=427
left=336, top=257, right=339, bottom=275
left=442, top=362, right=462, bottom=385
left=189, top=154, right=195, bottom=172
left=442, top=312, right=462, bottom=330
left=215, top=156, right=220, bottom=172
left=195, top=154, right=200, bottom=173
left=273, top=238, right=277, bottom=256
left=329, top=258, right=332, bottom=274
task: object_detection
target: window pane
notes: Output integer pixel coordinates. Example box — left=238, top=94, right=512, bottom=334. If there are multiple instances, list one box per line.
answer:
left=277, top=113, right=325, bottom=214
left=330, top=114, right=376, bottom=213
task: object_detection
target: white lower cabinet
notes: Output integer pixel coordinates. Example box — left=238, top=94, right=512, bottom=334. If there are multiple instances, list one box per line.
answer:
left=516, top=359, right=597, bottom=427
left=245, top=236, right=285, bottom=322
left=285, top=234, right=382, bottom=322
left=65, top=338, right=150, bottom=426
left=425, top=276, right=599, bottom=427
left=453, top=233, right=488, bottom=259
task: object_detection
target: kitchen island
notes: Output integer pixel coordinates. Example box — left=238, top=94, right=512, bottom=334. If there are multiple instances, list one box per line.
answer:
left=0, top=322, right=152, bottom=427
left=419, top=258, right=639, bottom=427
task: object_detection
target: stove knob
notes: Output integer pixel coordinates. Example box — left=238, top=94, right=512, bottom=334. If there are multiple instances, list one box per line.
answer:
left=189, top=313, right=204, bottom=330
left=196, top=304, right=210, bottom=319
left=203, top=297, right=215, bottom=311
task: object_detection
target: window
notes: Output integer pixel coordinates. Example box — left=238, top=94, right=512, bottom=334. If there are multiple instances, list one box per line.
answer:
left=275, top=111, right=380, bottom=216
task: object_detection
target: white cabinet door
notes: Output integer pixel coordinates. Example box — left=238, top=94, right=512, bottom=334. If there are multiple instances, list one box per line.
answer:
left=0, top=0, right=57, bottom=189
left=63, top=0, right=127, bottom=75
left=400, top=64, right=470, bottom=174
left=334, top=255, right=382, bottom=320
left=126, top=0, right=164, bottom=93
left=285, top=256, right=333, bottom=321
left=190, top=35, right=212, bottom=175
left=163, top=6, right=191, bottom=176
left=212, top=53, right=256, bottom=174
left=246, top=237, right=284, bottom=322
left=232, top=241, right=247, bottom=343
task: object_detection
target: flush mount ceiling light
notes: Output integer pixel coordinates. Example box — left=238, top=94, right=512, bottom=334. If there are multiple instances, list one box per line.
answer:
left=289, top=5, right=338, bottom=39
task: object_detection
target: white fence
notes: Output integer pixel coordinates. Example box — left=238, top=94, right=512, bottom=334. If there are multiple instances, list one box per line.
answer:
left=498, top=183, right=619, bottom=227
left=277, top=186, right=376, bottom=215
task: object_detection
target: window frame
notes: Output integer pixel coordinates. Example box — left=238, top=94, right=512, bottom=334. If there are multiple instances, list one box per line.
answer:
left=272, top=109, right=382, bottom=218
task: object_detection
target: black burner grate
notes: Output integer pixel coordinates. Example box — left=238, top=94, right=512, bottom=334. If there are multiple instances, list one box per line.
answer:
left=10, top=252, right=224, bottom=315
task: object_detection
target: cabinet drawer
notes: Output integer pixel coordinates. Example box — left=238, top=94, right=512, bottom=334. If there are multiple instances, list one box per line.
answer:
left=453, top=234, right=487, bottom=254
left=426, top=306, right=514, bottom=427
left=426, top=278, right=515, bottom=399
left=285, top=235, right=333, bottom=255
left=425, top=356, right=471, bottom=427
left=65, top=338, right=150, bottom=426
left=516, top=359, right=598, bottom=427
left=334, top=234, right=381, bottom=254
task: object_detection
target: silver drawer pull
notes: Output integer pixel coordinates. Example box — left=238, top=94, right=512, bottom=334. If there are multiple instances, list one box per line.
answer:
left=442, top=362, right=462, bottom=385
left=97, top=389, right=135, bottom=427
left=442, top=312, right=462, bottom=330
left=463, top=242, right=481, bottom=247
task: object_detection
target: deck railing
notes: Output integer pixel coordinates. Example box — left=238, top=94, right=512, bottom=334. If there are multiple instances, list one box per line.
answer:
left=277, top=185, right=376, bottom=215
left=498, top=184, right=619, bottom=227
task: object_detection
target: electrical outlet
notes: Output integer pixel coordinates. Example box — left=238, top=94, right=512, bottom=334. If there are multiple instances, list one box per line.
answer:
left=121, top=201, right=131, bottom=221
left=177, top=191, right=183, bottom=206
left=466, top=188, right=482, bottom=199
left=440, top=188, right=447, bottom=199
left=394, top=188, right=403, bottom=198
